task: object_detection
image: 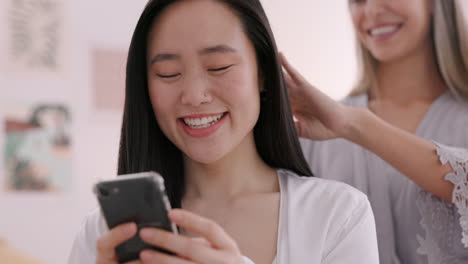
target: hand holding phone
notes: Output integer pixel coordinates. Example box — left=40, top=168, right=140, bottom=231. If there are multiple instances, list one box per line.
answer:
left=94, top=171, right=177, bottom=263
left=137, top=209, right=245, bottom=264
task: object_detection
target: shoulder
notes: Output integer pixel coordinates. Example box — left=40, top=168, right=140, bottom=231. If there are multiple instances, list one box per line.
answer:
left=278, top=169, right=369, bottom=215
left=277, top=170, right=377, bottom=260
left=443, top=91, right=468, bottom=115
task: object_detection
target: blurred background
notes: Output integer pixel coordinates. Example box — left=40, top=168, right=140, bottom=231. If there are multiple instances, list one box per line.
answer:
left=0, top=0, right=465, bottom=263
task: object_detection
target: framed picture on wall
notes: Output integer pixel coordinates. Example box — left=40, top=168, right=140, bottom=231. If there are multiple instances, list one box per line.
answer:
left=91, top=48, right=127, bottom=113
left=3, top=103, right=72, bottom=192
left=4, top=0, right=67, bottom=77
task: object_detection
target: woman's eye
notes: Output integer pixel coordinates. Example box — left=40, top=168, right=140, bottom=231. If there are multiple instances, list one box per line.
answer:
left=349, top=0, right=365, bottom=3
left=157, top=73, right=180, bottom=79
left=208, top=65, right=233, bottom=72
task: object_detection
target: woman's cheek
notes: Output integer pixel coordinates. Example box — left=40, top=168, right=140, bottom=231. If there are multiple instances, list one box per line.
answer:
left=148, top=86, right=172, bottom=123
left=218, top=70, right=258, bottom=100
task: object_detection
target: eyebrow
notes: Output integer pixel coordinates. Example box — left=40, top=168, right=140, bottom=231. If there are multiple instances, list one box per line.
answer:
left=150, top=53, right=180, bottom=65
left=149, top=44, right=238, bottom=65
left=200, top=44, right=237, bottom=55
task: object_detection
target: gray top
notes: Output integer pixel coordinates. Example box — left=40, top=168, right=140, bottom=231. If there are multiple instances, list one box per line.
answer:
left=301, top=90, right=468, bottom=264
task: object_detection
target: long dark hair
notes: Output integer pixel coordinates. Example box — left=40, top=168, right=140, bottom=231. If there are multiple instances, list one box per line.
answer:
left=118, top=0, right=313, bottom=208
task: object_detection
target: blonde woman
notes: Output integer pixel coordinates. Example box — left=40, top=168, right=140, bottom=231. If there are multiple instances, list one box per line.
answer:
left=281, top=0, right=468, bottom=263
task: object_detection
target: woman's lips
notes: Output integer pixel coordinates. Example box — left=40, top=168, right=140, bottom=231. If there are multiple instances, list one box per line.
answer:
left=367, top=23, right=403, bottom=41
left=179, top=112, right=228, bottom=138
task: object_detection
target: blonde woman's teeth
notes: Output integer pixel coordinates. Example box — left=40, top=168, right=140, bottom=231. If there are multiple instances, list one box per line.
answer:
left=370, top=25, right=399, bottom=36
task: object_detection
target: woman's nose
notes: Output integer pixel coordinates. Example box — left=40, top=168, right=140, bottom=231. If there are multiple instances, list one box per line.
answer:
left=180, top=75, right=213, bottom=106
left=364, top=0, right=387, bottom=20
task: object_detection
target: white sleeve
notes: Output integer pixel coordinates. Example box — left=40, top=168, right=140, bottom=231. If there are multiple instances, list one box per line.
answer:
left=434, top=142, right=468, bottom=247
left=321, top=197, right=380, bottom=264
left=67, top=232, right=95, bottom=264
left=67, top=209, right=104, bottom=264
left=415, top=142, right=468, bottom=262
left=242, top=256, right=256, bottom=264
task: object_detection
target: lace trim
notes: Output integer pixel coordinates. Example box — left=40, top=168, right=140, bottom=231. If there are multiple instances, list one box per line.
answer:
left=434, top=142, right=468, bottom=247
left=416, top=142, right=468, bottom=263
left=416, top=191, right=456, bottom=263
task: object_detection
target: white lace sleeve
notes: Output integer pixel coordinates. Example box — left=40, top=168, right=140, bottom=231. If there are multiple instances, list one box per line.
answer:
left=434, top=142, right=468, bottom=247
left=415, top=142, right=468, bottom=263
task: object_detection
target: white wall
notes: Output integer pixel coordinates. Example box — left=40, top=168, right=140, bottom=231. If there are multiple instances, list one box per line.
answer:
left=0, top=0, right=357, bottom=263
left=265, top=0, right=358, bottom=99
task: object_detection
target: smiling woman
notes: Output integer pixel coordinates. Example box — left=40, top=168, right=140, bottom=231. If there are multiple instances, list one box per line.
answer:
left=146, top=1, right=262, bottom=165
left=67, top=0, right=379, bottom=264
left=281, top=0, right=468, bottom=263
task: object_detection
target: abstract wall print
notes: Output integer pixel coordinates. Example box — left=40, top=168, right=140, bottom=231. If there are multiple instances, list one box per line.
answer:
left=4, top=103, right=71, bottom=192
left=92, top=49, right=127, bottom=112
left=6, top=0, right=65, bottom=75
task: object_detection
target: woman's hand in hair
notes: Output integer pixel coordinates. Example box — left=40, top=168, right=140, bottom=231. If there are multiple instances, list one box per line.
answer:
left=139, top=209, right=245, bottom=264
left=280, top=52, right=356, bottom=141
left=95, top=222, right=142, bottom=264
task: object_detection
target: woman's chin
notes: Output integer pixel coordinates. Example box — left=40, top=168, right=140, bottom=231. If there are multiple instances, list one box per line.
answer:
left=369, top=47, right=409, bottom=64
left=184, top=150, right=226, bottom=166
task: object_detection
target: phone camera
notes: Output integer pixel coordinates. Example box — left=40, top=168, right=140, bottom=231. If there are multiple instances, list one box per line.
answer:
left=97, top=186, right=110, bottom=197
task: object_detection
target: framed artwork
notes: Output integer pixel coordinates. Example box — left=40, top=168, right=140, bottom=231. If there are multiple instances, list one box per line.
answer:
left=5, top=0, right=65, bottom=76
left=92, top=48, right=127, bottom=112
left=3, top=103, right=72, bottom=192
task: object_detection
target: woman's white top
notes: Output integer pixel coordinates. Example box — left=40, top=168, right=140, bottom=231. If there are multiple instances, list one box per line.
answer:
left=301, top=91, right=468, bottom=264
left=68, top=169, right=379, bottom=263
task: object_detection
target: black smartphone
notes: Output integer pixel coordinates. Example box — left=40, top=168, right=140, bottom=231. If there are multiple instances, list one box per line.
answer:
left=94, top=171, right=177, bottom=263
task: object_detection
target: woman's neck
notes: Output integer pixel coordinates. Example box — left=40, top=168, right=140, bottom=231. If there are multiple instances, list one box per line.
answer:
left=183, top=133, right=278, bottom=202
left=372, top=42, right=447, bottom=104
